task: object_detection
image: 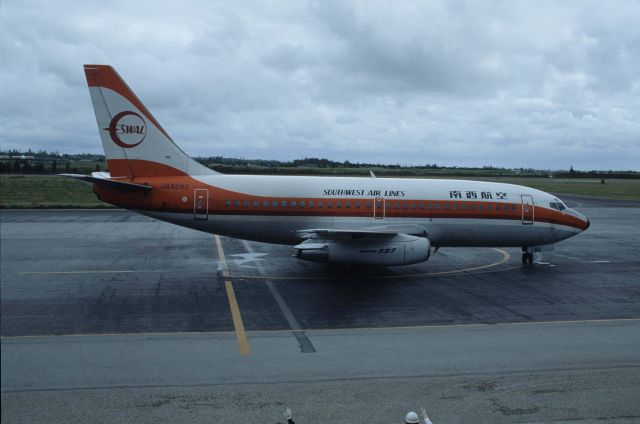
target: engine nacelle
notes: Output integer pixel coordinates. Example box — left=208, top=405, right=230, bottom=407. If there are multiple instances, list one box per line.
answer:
left=294, top=234, right=431, bottom=266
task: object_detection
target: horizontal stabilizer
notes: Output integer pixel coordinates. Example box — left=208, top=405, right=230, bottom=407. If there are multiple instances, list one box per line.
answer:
left=59, top=174, right=153, bottom=191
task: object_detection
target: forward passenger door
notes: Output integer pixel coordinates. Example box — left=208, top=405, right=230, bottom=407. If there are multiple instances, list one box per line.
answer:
left=521, top=194, right=534, bottom=225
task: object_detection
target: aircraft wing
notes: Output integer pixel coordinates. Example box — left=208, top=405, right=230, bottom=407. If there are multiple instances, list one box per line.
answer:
left=59, top=173, right=153, bottom=191
left=296, top=224, right=427, bottom=241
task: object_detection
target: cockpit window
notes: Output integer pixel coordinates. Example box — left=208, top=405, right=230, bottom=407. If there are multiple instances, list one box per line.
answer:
left=549, top=201, right=567, bottom=211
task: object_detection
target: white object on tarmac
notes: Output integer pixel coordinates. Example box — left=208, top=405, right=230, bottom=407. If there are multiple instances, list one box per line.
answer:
left=405, top=411, right=420, bottom=423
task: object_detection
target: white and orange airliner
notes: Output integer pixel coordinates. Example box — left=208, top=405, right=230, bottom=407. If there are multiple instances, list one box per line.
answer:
left=65, top=65, right=589, bottom=266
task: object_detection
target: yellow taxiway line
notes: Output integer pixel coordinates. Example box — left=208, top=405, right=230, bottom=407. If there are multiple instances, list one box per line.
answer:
left=215, top=235, right=250, bottom=355
left=227, top=248, right=511, bottom=281
left=17, top=248, right=511, bottom=280
left=224, top=280, right=250, bottom=355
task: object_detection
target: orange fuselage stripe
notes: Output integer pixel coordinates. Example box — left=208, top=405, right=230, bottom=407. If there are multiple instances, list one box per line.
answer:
left=93, top=162, right=587, bottom=231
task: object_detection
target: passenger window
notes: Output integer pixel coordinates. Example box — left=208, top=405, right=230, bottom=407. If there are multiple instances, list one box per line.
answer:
left=263, top=200, right=269, bottom=208
left=346, top=201, right=351, bottom=208
left=234, top=200, right=240, bottom=207
left=281, top=201, right=287, bottom=207
left=309, top=201, right=314, bottom=208
left=243, top=200, right=249, bottom=208
left=318, top=201, right=324, bottom=208
left=225, top=200, right=231, bottom=207
left=336, top=202, right=342, bottom=208
left=253, top=201, right=259, bottom=208
left=419, top=203, right=424, bottom=209
left=444, top=203, right=449, bottom=210
left=366, top=202, right=372, bottom=209
left=327, top=201, right=333, bottom=208
left=403, top=203, right=408, bottom=209
left=512, top=204, right=517, bottom=211
left=355, top=201, right=361, bottom=208
left=412, top=203, right=417, bottom=209
left=291, top=201, right=297, bottom=208
left=300, top=201, right=305, bottom=208
left=435, top=204, right=440, bottom=209
left=272, top=200, right=278, bottom=208
left=469, top=204, right=475, bottom=210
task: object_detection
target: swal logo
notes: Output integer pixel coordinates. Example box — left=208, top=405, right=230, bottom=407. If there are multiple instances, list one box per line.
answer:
left=107, top=111, right=147, bottom=148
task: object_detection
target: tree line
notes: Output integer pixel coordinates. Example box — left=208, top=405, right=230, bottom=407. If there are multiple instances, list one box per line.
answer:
left=1, top=149, right=638, bottom=178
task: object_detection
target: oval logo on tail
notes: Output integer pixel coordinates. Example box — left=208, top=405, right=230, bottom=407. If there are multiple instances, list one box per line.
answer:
left=107, top=111, right=147, bottom=148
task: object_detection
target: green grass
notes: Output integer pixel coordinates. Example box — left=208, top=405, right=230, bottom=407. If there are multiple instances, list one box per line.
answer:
left=1, top=174, right=638, bottom=208
left=469, top=177, right=640, bottom=200
left=0, top=175, right=112, bottom=208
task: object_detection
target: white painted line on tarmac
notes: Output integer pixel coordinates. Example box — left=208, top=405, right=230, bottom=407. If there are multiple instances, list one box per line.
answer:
left=241, top=240, right=316, bottom=353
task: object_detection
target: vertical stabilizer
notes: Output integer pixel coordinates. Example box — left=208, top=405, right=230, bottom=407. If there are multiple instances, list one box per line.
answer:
left=84, top=65, right=217, bottom=177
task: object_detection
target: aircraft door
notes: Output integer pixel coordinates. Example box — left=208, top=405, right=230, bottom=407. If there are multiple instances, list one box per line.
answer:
left=521, top=194, right=534, bottom=225
left=194, top=189, right=209, bottom=220
left=374, top=197, right=385, bottom=220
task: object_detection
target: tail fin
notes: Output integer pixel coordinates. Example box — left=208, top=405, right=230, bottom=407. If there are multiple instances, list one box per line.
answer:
left=83, top=65, right=217, bottom=178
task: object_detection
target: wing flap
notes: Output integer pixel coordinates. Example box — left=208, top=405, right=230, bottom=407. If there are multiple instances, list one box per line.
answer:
left=297, top=225, right=427, bottom=241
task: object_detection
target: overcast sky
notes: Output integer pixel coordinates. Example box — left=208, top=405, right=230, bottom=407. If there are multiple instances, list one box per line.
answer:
left=1, top=0, right=639, bottom=170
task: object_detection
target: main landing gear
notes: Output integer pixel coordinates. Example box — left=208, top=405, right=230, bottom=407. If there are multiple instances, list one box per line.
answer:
left=522, top=247, right=534, bottom=265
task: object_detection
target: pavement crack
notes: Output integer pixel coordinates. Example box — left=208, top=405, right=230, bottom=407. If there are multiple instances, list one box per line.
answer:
left=490, top=398, right=540, bottom=416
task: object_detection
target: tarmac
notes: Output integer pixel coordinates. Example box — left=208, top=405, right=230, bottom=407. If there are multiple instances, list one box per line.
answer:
left=1, top=195, right=639, bottom=422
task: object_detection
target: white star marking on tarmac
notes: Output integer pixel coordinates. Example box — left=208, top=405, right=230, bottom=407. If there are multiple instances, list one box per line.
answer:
left=228, top=252, right=268, bottom=268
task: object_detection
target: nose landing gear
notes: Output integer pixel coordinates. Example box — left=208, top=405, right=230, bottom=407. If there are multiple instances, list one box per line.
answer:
left=522, top=246, right=535, bottom=265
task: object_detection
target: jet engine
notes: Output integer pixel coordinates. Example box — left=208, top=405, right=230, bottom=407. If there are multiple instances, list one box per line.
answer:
left=294, top=234, right=430, bottom=266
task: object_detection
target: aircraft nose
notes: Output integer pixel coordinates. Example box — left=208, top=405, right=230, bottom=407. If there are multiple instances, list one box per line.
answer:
left=565, top=208, right=589, bottom=231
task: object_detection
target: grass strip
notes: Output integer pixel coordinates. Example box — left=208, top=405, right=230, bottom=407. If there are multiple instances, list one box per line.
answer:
left=1, top=174, right=638, bottom=209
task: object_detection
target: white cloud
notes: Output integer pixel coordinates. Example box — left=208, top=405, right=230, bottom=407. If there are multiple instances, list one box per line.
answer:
left=0, top=0, right=639, bottom=169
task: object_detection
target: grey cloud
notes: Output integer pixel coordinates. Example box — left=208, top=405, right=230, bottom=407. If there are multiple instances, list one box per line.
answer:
left=0, top=0, right=638, bottom=170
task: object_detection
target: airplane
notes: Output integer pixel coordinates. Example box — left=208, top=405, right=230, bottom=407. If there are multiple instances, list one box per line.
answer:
left=64, top=64, right=590, bottom=267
